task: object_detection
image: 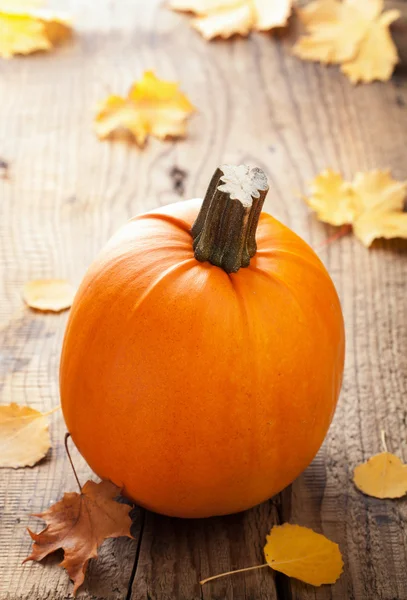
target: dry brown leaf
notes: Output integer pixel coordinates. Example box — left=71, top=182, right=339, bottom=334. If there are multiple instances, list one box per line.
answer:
left=24, top=480, right=134, bottom=595
left=23, top=279, right=76, bottom=312
left=0, top=403, right=56, bottom=468
left=303, top=168, right=407, bottom=246
left=264, top=523, right=343, bottom=586
left=0, top=1, right=71, bottom=58
left=354, top=452, right=407, bottom=499
left=95, top=71, right=195, bottom=146
left=293, top=0, right=400, bottom=83
left=168, top=0, right=292, bottom=40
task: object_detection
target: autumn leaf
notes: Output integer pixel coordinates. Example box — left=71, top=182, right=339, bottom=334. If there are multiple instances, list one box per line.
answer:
left=293, top=0, right=400, bottom=83
left=0, top=1, right=72, bottom=59
left=0, top=403, right=57, bottom=468
left=201, top=523, right=343, bottom=587
left=23, top=279, right=76, bottom=312
left=24, top=480, right=134, bottom=595
left=169, top=0, right=292, bottom=40
left=264, top=524, right=343, bottom=586
left=94, top=71, right=195, bottom=146
left=354, top=452, right=407, bottom=499
left=303, top=169, right=407, bottom=246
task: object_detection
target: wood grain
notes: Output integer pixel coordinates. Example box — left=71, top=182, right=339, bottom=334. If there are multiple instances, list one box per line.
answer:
left=0, top=0, right=406, bottom=599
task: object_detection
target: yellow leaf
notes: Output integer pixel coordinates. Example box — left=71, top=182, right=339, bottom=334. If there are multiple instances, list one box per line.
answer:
left=293, top=0, right=400, bottom=83
left=94, top=71, right=195, bottom=146
left=304, top=168, right=357, bottom=225
left=264, top=524, right=343, bottom=586
left=354, top=452, right=407, bottom=499
left=168, top=0, right=292, bottom=40
left=23, top=279, right=76, bottom=312
left=341, top=10, right=400, bottom=84
left=303, top=169, right=407, bottom=246
left=0, top=2, right=71, bottom=58
left=0, top=403, right=56, bottom=468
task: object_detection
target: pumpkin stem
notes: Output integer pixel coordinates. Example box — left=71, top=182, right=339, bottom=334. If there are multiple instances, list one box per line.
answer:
left=191, top=165, right=269, bottom=273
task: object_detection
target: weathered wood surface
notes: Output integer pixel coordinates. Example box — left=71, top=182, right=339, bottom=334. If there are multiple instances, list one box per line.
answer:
left=0, top=1, right=406, bottom=599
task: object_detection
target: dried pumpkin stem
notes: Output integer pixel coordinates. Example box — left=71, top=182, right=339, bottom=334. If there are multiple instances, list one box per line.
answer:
left=200, top=563, right=268, bottom=586
left=64, top=432, right=82, bottom=493
left=192, top=165, right=269, bottom=273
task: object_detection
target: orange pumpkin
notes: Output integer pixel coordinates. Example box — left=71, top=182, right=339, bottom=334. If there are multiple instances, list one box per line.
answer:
left=61, top=165, right=345, bottom=518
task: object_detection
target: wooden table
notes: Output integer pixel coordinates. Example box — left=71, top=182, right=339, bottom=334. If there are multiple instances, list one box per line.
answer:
left=1, top=1, right=406, bottom=598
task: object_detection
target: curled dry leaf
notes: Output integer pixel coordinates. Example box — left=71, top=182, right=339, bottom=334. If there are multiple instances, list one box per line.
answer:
left=293, top=0, right=400, bottom=83
left=354, top=452, right=407, bottom=499
left=94, top=71, right=195, bottom=147
left=303, top=169, right=407, bottom=246
left=0, top=0, right=72, bottom=58
left=23, top=279, right=76, bottom=312
left=264, top=524, right=344, bottom=586
left=0, top=403, right=56, bottom=468
left=24, top=480, right=134, bottom=595
left=169, top=0, right=292, bottom=40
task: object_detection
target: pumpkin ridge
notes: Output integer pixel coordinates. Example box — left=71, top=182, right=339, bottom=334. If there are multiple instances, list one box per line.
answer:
left=127, top=257, right=197, bottom=316
left=256, top=248, right=328, bottom=278
left=249, top=266, right=308, bottom=317
left=131, top=211, right=193, bottom=235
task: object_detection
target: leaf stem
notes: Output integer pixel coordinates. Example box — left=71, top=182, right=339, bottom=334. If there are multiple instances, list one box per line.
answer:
left=316, top=224, right=352, bottom=251
left=380, top=430, right=388, bottom=453
left=64, top=433, right=82, bottom=493
left=43, top=405, right=61, bottom=417
left=200, top=563, right=268, bottom=586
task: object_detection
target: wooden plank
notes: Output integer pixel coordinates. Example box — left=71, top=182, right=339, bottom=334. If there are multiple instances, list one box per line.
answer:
left=132, top=504, right=280, bottom=600
left=0, top=1, right=406, bottom=599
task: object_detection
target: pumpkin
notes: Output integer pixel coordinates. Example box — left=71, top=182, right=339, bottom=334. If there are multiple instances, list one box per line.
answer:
left=60, top=165, right=345, bottom=518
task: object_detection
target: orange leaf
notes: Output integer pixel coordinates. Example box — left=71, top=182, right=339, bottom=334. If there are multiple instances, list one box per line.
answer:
left=94, top=71, right=195, bottom=146
left=354, top=452, right=407, bottom=499
left=23, top=279, right=76, bottom=312
left=168, top=0, right=292, bottom=40
left=264, top=523, right=343, bottom=586
left=24, top=480, right=134, bottom=595
left=0, top=1, right=71, bottom=58
left=293, top=0, right=400, bottom=83
left=0, top=403, right=57, bottom=468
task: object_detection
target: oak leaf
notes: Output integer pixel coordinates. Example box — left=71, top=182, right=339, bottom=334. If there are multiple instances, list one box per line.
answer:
left=24, top=480, right=134, bottom=595
left=354, top=452, right=407, bottom=499
left=303, top=169, right=407, bottom=246
left=94, top=71, right=195, bottom=146
left=168, top=0, right=292, bottom=40
left=264, top=524, right=343, bottom=586
left=0, top=403, right=55, bottom=468
left=0, top=1, right=71, bottom=58
left=23, top=279, right=76, bottom=312
left=293, top=0, right=400, bottom=83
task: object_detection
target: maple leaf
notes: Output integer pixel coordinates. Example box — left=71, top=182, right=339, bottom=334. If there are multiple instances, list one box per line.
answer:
left=0, top=1, right=71, bottom=59
left=94, top=71, right=195, bottom=146
left=23, top=279, right=76, bottom=312
left=354, top=452, right=407, bottom=499
left=168, top=0, right=292, bottom=40
left=264, top=523, right=343, bottom=586
left=303, top=168, right=407, bottom=246
left=293, top=0, right=400, bottom=83
left=0, top=403, right=56, bottom=468
left=24, top=480, right=134, bottom=595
